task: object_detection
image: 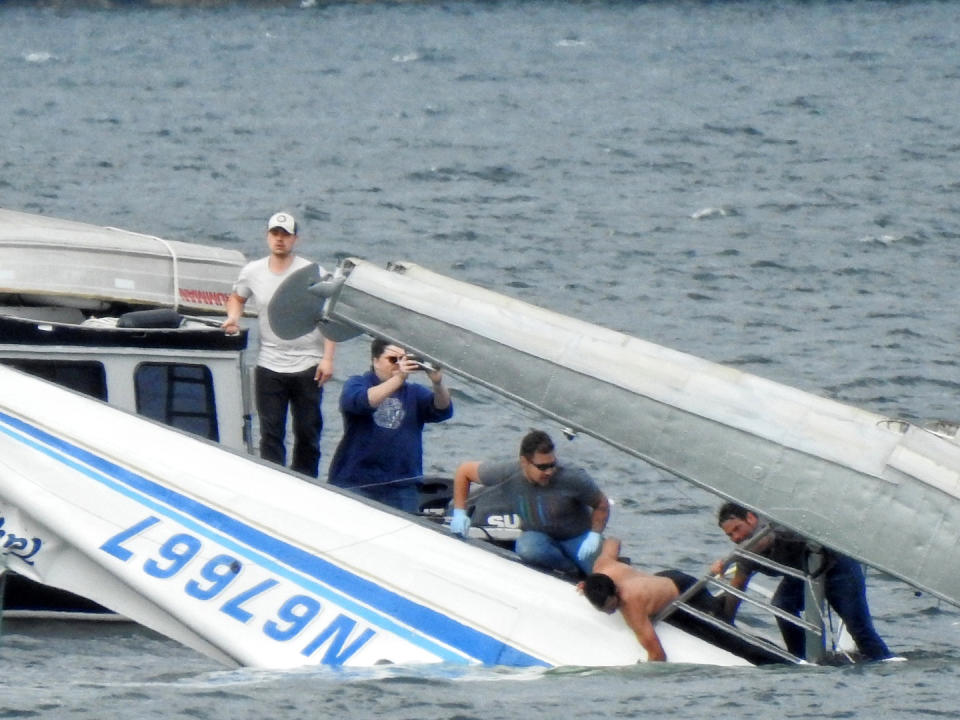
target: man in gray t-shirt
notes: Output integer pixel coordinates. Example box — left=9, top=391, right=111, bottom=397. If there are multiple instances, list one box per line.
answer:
left=450, top=429, right=610, bottom=576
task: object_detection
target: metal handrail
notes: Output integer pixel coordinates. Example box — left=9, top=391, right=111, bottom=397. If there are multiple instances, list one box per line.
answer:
left=654, top=524, right=773, bottom=623
left=654, top=524, right=832, bottom=664
left=703, top=575, right=822, bottom=634
left=663, top=600, right=801, bottom=665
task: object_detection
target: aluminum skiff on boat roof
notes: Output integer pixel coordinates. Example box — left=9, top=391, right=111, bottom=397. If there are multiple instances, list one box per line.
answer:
left=0, top=207, right=245, bottom=314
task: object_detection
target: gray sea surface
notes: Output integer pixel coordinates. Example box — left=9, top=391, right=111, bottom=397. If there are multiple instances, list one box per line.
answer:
left=2, top=0, right=960, bottom=717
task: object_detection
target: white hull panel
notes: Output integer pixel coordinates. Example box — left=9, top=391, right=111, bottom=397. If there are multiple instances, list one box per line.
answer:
left=0, top=366, right=748, bottom=668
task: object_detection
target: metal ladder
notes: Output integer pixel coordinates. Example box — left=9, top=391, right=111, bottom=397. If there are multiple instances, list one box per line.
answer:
left=653, top=526, right=840, bottom=665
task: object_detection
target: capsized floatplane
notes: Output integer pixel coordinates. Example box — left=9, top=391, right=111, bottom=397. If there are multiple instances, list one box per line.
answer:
left=0, top=364, right=753, bottom=668
left=273, top=258, right=960, bottom=612
left=4, top=222, right=958, bottom=668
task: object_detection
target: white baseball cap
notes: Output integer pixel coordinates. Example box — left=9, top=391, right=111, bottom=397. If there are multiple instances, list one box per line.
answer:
left=267, top=212, right=297, bottom=235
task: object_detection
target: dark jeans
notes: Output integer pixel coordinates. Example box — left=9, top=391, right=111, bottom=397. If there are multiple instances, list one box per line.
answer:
left=514, top=530, right=599, bottom=577
left=255, top=365, right=322, bottom=478
left=773, top=555, right=891, bottom=660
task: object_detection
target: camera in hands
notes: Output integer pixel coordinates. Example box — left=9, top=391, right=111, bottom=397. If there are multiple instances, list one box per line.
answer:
left=405, top=355, right=438, bottom=372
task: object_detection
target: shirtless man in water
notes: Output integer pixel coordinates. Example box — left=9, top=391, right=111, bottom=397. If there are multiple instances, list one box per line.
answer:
left=580, top=538, right=680, bottom=662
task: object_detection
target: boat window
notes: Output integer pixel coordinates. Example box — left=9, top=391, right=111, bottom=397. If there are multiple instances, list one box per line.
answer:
left=0, top=359, right=107, bottom=400
left=135, top=363, right=220, bottom=443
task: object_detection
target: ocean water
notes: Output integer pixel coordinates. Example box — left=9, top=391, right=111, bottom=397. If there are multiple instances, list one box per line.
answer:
left=2, top=1, right=960, bottom=717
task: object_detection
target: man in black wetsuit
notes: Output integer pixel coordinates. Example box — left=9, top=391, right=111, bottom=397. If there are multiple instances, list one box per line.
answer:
left=712, top=502, right=892, bottom=661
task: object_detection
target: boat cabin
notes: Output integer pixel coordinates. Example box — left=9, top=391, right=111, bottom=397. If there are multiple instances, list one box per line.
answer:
left=0, top=306, right=253, bottom=454
left=0, top=207, right=254, bottom=452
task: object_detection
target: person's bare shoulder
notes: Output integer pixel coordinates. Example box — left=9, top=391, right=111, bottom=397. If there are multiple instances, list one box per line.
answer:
left=620, top=573, right=679, bottom=616
left=591, top=556, right=624, bottom=577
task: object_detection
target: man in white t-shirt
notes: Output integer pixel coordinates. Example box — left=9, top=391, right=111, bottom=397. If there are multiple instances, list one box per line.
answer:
left=222, top=211, right=336, bottom=478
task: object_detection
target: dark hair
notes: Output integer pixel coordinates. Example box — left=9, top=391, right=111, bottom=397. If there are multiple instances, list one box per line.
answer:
left=583, top=573, right=617, bottom=610
left=717, top=501, right=751, bottom=526
left=519, top=429, right=554, bottom=459
left=371, top=337, right=391, bottom=360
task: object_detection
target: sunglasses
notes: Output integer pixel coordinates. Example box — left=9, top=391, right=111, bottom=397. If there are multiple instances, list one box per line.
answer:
left=529, top=461, right=556, bottom=471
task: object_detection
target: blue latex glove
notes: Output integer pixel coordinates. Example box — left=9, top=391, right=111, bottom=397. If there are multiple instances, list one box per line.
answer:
left=577, top=531, right=603, bottom=563
left=450, top=508, right=471, bottom=537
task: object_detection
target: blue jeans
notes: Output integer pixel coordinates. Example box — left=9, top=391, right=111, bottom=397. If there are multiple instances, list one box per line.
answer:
left=256, top=366, right=323, bottom=478
left=773, top=555, right=891, bottom=661
left=514, top=530, right=600, bottom=576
